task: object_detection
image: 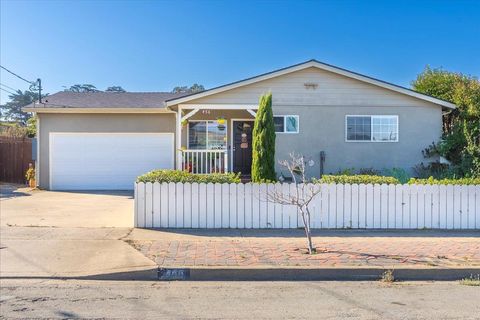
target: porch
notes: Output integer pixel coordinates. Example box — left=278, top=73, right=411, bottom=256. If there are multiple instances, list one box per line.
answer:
left=176, top=104, right=257, bottom=174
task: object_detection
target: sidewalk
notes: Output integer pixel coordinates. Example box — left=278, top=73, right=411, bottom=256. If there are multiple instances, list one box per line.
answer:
left=0, top=227, right=158, bottom=280
left=125, top=229, right=480, bottom=280
left=2, top=226, right=478, bottom=281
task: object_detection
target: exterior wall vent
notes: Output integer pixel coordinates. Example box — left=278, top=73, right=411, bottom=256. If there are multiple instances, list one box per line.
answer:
left=304, top=82, right=318, bottom=89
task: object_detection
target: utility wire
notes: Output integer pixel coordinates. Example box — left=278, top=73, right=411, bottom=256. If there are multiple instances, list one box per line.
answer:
left=0, top=83, right=19, bottom=92
left=0, top=65, right=35, bottom=84
left=0, top=87, right=15, bottom=95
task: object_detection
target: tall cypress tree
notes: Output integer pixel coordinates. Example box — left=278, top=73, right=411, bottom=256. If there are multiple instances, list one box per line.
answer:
left=252, top=92, right=276, bottom=182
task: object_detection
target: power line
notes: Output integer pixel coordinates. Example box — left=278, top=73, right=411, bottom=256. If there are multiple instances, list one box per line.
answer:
left=0, top=83, right=19, bottom=92
left=0, top=87, right=15, bottom=95
left=0, top=65, right=43, bottom=102
left=0, top=65, right=35, bottom=84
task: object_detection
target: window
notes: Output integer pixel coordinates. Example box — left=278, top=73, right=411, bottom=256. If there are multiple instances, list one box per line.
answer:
left=346, top=116, right=371, bottom=141
left=346, top=115, right=398, bottom=142
left=188, top=121, right=227, bottom=149
left=274, top=115, right=299, bottom=133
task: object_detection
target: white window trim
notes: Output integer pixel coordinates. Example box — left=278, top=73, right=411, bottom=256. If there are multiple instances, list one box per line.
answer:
left=274, top=115, right=299, bottom=134
left=187, top=120, right=228, bottom=150
left=345, top=115, right=399, bottom=143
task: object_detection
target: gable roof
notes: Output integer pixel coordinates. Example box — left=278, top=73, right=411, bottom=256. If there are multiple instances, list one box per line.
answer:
left=165, top=59, right=456, bottom=109
left=23, top=91, right=189, bottom=111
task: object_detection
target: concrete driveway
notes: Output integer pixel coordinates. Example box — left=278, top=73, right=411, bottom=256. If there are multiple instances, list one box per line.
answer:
left=0, top=184, right=134, bottom=228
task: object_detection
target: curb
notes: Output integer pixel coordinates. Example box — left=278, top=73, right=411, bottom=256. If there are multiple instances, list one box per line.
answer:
left=0, top=268, right=159, bottom=282
left=3, top=267, right=478, bottom=282
left=158, top=267, right=480, bottom=281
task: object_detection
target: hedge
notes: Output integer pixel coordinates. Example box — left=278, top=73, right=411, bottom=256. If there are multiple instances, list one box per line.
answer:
left=137, top=170, right=480, bottom=185
left=314, top=174, right=400, bottom=185
left=136, top=170, right=241, bottom=184
left=408, top=177, right=480, bottom=185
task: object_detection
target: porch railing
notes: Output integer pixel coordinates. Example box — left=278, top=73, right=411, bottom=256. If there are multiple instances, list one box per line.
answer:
left=181, top=149, right=228, bottom=174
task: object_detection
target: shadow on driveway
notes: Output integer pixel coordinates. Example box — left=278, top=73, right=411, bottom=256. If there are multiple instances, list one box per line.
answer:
left=52, top=190, right=134, bottom=199
left=0, top=183, right=31, bottom=200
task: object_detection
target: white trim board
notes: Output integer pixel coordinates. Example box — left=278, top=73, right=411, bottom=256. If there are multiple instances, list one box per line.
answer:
left=179, top=104, right=259, bottom=110
left=36, top=116, right=40, bottom=186
left=23, top=107, right=175, bottom=113
left=166, top=60, right=456, bottom=109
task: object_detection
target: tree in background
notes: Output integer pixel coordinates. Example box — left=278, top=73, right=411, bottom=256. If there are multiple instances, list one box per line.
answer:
left=65, top=84, right=99, bottom=92
left=26, top=116, right=37, bottom=137
left=105, top=86, right=126, bottom=92
left=172, top=83, right=205, bottom=94
left=251, top=92, right=276, bottom=182
left=0, top=90, right=42, bottom=124
left=412, top=67, right=480, bottom=177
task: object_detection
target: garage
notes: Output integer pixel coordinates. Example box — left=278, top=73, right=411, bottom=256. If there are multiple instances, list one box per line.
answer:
left=49, top=133, right=174, bottom=190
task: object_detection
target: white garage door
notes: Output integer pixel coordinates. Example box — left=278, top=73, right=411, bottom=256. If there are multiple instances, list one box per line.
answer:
left=50, top=133, right=174, bottom=190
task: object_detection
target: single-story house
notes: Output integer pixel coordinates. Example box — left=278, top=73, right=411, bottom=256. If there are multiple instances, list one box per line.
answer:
left=24, top=59, right=456, bottom=190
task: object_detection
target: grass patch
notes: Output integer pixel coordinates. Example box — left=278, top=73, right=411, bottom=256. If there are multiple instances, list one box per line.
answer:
left=380, top=269, right=395, bottom=283
left=459, top=274, right=480, bottom=286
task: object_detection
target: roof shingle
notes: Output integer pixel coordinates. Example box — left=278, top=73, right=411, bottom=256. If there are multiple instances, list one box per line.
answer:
left=25, top=91, right=189, bottom=109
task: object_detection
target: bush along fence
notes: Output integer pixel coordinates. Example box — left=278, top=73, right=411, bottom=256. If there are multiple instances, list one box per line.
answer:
left=134, top=182, right=480, bottom=229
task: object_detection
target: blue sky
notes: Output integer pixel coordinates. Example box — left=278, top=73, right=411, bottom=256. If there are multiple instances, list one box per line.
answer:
left=1, top=0, right=479, bottom=102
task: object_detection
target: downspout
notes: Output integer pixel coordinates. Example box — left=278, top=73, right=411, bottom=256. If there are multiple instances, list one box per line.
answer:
left=319, top=151, right=326, bottom=177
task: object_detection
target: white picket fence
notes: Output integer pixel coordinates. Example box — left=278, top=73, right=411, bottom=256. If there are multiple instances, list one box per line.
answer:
left=134, top=182, right=480, bottom=229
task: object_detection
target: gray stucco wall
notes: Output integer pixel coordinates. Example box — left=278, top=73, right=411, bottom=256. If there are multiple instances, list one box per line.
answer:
left=178, top=105, right=441, bottom=178
left=272, top=105, right=442, bottom=178
left=38, top=113, right=175, bottom=189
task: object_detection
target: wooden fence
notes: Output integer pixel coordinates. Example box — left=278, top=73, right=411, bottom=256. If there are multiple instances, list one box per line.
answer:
left=134, top=182, right=480, bottom=229
left=0, top=137, right=34, bottom=184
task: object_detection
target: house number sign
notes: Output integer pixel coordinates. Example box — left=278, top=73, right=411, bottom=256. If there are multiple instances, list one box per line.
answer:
left=158, top=268, right=190, bottom=280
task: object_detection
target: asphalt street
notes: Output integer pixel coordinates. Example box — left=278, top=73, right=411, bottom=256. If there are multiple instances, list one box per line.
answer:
left=1, top=279, right=479, bottom=319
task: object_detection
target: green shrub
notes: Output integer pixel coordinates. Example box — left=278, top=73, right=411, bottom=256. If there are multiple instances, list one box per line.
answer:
left=383, top=168, right=410, bottom=184
left=137, top=170, right=241, bottom=184
left=358, top=168, right=381, bottom=175
left=334, top=167, right=380, bottom=176
left=413, top=162, right=453, bottom=179
left=314, top=175, right=400, bottom=185
left=252, top=92, right=276, bottom=182
left=408, top=176, right=480, bottom=185
left=335, top=168, right=356, bottom=175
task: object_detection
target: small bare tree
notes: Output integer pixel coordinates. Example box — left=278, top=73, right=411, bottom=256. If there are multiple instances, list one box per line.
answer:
left=267, top=153, right=321, bottom=254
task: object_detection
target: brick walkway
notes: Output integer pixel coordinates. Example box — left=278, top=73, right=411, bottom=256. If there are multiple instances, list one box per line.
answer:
left=127, top=230, right=480, bottom=269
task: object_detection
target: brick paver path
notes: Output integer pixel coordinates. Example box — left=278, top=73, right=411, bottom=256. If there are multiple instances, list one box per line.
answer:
left=127, top=231, right=480, bottom=268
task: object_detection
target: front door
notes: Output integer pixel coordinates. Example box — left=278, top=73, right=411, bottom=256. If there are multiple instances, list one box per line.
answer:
left=232, top=121, right=254, bottom=175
